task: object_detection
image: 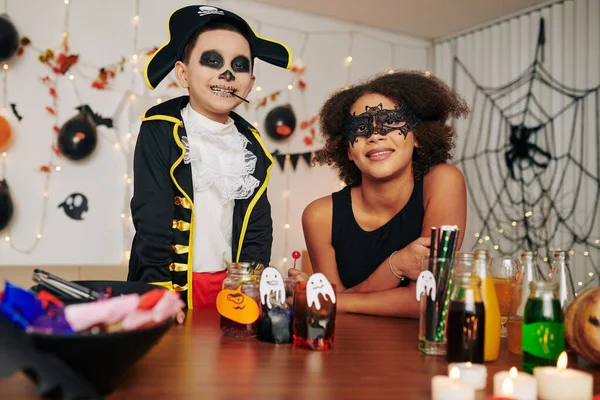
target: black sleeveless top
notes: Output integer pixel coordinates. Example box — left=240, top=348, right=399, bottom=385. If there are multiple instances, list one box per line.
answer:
left=331, top=180, right=425, bottom=289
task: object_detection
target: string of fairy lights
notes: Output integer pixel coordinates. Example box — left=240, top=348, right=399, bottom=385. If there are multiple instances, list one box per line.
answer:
left=1, top=0, right=69, bottom=254
left=2, top=0, right=434, bottom=268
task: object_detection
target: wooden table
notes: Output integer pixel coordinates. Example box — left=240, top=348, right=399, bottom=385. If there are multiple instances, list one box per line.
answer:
left=1, top=310, right=600, bottom=399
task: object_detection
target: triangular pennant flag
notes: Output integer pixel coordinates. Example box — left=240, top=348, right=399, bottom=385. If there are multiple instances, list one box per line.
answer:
left=301, top=152, right=312, bottom=166
left=290, top=154, right=300, bottom=170
left=275, top=153, right=286, bottom=171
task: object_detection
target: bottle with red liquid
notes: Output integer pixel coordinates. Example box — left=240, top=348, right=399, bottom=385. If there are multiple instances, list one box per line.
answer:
left=220, top=262, right=261, bottom=337
left=446, top=275, right=486, bottom=363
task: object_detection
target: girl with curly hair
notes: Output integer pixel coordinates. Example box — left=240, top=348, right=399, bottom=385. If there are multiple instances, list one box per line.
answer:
left=289, top=70, right=469, bottom=318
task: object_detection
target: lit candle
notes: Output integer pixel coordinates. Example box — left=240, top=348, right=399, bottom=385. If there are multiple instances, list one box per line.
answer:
left=431, top=366, right=475, bottom=400
left=447, top=362, right=487, bottom=390
left=533, top=352, right=593, bottom=400
left=493, top=367, right=537, bottom=400
left=502, top=377, right=514, bottom=396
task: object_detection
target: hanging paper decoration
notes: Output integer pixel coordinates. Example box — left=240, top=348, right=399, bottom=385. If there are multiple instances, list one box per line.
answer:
left=57, top=193, right=88, bottom=221
left=0, top=115, right=12, bottom=151
left=272, top=149, right=314, bottom=172
left=264, top=104, right=297, bottom=141
left=9, top=103, right=22, bottom=121
left=75, top=105, right=113, bottom=128
left=16, top=36, right=30, bottom=57
left=300, top=116, right=318, bottom=146
left=0, top=179, right=14, bottom=230
left=0, top=14, right=19, bottom=62
left=91, top=58, right=125, bottom=90
left=39, top=49, right=79, bottom=75
left=57, top=109, right=97, bottom=161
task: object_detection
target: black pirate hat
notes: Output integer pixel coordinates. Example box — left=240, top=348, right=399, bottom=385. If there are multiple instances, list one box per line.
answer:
left=144, top=5, right=292, bottom=89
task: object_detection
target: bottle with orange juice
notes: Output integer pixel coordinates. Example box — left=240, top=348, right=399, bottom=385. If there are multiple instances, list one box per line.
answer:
left=473, top=249, right=501, bottom=362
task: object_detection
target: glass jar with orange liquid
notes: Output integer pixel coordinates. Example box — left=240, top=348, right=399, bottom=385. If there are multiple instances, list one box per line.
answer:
left=473, top=249, right=501, bottom=362
left=490, top=256, right=518, bottom=337
left=507, top=251, right=542, bottom=354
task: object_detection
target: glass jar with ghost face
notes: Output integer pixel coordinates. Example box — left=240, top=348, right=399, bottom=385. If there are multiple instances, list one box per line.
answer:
left=220, top=262, right=261, bottom=337
left=292, top=273, right=337, bottom=350
left=256, top=266, right=294, bottom=344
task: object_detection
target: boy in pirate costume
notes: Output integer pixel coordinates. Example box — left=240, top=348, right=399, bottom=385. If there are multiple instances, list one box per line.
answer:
left=127, top=5, right=292, bottom=312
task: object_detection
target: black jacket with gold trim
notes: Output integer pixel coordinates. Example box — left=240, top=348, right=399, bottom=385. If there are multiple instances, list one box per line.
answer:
left=127, top=96, right=273, bottom=309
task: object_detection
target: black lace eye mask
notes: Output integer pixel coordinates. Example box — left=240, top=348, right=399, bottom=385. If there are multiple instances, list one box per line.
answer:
left=342, top=103, right=419, bottom=146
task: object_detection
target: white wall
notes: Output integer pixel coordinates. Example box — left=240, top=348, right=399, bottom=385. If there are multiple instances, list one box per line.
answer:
left=434, top=0, right=600, bottom=289
left=0, top=0, right=431, bottom=269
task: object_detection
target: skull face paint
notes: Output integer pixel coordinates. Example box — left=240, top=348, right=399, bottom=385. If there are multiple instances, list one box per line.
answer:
left=200, top=50, right=251, bottom=80
left=200, top=50, right=224, bottom=69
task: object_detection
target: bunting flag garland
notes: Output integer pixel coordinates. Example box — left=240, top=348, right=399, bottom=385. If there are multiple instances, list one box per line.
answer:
left=271, top=149, right=314, bottom=171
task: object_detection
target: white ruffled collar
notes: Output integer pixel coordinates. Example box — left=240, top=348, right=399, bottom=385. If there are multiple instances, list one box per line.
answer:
left=180, top=104, right=259, bottom=202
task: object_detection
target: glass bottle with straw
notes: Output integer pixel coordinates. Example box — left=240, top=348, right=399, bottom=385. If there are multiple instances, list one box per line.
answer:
left=418, top=226, right=459, bottom=355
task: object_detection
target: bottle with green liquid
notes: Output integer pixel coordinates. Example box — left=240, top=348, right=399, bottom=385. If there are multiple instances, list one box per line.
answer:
left=522, top=281, right=565, bottom=373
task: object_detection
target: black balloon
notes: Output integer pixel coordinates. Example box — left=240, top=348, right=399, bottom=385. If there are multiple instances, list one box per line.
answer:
left=0, top=15, right=19, bottom=62
left=58, top=110, right=98, bottom=161
left=264, top=104, right=296, bottom=141
left=58, top=193, right=88, bottom=221
left=0, top=179, right=13, bottom=230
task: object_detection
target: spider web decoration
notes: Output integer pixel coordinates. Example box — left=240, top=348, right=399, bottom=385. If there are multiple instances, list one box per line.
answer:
left=452, top=18, right=600, bottom=290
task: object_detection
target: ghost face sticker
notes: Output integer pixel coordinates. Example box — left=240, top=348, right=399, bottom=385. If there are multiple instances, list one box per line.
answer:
left=416, top=270, right=436, bottom=301
left=259, top=267, right=285, bottom=309
left=58, top=193, right=88, bottom=220
left=306, top=273, right=336, bottom=311
left=216, top=286, right=259, bottom=324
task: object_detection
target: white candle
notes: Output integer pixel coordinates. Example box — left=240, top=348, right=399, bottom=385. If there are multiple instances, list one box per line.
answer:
left=493, top=367, right=537, bottom=400
left=432, top=367, right=475, bottom=400
left=447, top=362, right=487, bottom=390
left=533, top=352, right=593, bottom=400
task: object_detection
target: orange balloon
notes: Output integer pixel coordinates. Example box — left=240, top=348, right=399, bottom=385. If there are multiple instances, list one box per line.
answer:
left=0, top=116, right=11, bottom=151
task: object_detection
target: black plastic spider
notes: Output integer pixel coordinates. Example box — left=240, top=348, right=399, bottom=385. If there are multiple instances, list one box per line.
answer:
left=505, top=124, right=551, bottom=181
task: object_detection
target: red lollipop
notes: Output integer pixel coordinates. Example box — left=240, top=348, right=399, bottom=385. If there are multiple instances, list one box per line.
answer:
left=292, top=250, right=301, bottom=269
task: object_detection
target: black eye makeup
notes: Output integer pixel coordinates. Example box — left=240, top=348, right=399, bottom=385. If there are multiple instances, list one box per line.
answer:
left=231, top=55, right=251, bottom=73
left=200, top=50, right=224, bottom=69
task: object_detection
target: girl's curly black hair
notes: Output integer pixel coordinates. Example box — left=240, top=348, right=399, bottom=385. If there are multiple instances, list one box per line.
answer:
left=314, top=70, right=470, bottom=186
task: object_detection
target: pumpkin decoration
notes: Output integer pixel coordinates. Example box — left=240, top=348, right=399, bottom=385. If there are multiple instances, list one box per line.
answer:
left=216, top=286, right=259, bottom=325
left=564, top=287, right=600, bottom=363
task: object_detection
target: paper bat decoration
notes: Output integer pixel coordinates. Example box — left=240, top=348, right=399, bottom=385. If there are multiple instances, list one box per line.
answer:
left=10, top=103, right=22, bottom=121
left=75, top=104, right=113, bottom=128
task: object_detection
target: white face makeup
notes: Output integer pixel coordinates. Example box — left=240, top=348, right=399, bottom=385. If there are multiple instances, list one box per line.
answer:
left=259, top=267, right=285, bottom=309
left=306, top=273, right=336, bottom=310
